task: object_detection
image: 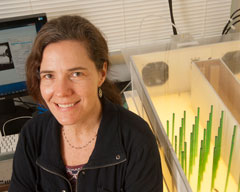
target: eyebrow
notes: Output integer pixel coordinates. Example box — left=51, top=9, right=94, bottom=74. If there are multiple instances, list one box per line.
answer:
left=40, top=67, right=87, bottom=74
left=39, top=70, right=53, bottom=74
left=68, top=67, right=87, bottom=71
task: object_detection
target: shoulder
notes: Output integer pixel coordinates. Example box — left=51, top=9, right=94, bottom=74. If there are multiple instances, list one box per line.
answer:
left=22, top=111, right=54, bottom=130
left=103, top=98, right=158, bottom=152
left=20, top=111, right=57, bottom=141
left=117, top=104, right=149, bottom=130
left=115, top=104, right=157, bottom=150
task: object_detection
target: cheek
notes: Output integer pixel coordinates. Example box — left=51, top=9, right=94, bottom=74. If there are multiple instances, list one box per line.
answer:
left=76, top=81, right=98, bottom=95
left=88, top=83, right=99, bottom=96
left=40, top=83, right=52, bottom=101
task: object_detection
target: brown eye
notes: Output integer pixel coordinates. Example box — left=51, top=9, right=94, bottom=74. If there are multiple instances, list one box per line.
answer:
left=72, top=72, right=82, bottom=77
left=41, top=74, right=53, bottom=79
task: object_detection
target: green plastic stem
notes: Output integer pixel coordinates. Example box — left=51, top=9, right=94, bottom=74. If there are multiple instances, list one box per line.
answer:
left=184, top=111, right=186, bottom=142
left=197, top=142, right=203, bottom=192
left=179, top=127, right=182, bottom=159
left=192, top=124, right=196, bottom=165
left=184, top=142, right=187, bottom=175
left=189, top=132, right=193, bottom=180
left=175, top=135, right=177, bottom=154
left=181, top=118, right=184, bottom=144
left=224, top=125, right=237, bottom=192
left=181, top=151, right=184, bottom=170
left=196, top=107, right=200, bottom=160
left=172, top=113, right=175, bottom=145
left=211, top=135, right=220, bottom=190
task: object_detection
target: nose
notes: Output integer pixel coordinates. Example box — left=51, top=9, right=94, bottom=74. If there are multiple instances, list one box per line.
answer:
left=54, top=78, right=73, bottom=97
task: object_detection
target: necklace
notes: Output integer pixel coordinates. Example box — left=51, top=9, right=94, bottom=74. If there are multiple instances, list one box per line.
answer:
left=62, top=128, right=97, bottom=150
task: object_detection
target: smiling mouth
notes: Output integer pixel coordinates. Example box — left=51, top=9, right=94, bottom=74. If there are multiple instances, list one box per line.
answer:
left=56, top=101, right=79, bottom=108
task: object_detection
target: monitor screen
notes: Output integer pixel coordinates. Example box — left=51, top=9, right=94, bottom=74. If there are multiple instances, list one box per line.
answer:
left=0, top=13, right=47, bottom=99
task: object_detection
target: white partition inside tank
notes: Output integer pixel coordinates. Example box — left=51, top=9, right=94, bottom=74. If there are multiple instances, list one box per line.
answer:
left=191, top=59, right=240, bottom=190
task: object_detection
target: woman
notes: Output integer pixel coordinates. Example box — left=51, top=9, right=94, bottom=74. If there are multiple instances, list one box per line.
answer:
left=9, top=15, right=163, bottom=192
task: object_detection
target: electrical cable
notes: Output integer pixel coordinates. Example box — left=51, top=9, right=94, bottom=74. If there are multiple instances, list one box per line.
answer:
left=168, top=0, right=178, bottom=35
left=230, top=8, right=240, bottom=18
left=2, top=116, right=32, bottom=136
left=222, top=19, right=232, bottom=35
left=138, top=14, right=180, bottom=45
left=232, top=14, right=240, bottom=21
left=222, top=16, right=240, bottom=35
left=222, top=8, right=240, bottom=35
left=224, top=19, right=240, bottom=34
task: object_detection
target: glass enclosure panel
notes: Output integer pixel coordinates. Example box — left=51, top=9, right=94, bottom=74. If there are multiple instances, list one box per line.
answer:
left=123, top=34, right=240, bottom=192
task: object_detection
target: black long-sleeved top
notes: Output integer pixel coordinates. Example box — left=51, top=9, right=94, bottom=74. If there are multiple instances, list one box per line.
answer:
left=9, top=98, right=163, bottom=192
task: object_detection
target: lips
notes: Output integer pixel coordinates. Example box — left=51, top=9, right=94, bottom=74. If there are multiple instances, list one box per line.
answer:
left=55, top=100, right=80, bottom=109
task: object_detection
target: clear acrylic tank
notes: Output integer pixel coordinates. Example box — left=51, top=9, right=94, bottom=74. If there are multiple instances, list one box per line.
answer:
left=122, top=33, right=240, bottom=192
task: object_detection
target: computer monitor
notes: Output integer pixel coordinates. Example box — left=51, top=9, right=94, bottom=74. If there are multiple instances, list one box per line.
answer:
left=0, top=13, right=47, bottom=134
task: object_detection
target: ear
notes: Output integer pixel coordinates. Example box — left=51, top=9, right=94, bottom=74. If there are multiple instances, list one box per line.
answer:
left=98, top=62, right=107, bottom=87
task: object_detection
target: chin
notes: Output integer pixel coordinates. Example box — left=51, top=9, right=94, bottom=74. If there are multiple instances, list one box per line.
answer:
left=54, top=115, right=78, bottom=126
left=58, top=120, right=76, bottom=126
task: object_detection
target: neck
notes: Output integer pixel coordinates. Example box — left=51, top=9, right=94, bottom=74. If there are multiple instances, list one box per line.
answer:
left=63, top=99, right=102, bottom=136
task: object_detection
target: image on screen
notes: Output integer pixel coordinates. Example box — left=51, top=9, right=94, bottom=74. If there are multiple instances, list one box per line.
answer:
left=0, top=42, right=14, bottom=70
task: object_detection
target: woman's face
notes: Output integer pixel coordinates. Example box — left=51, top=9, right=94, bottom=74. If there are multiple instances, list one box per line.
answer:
left=39, top=40, right=106, bottom=126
